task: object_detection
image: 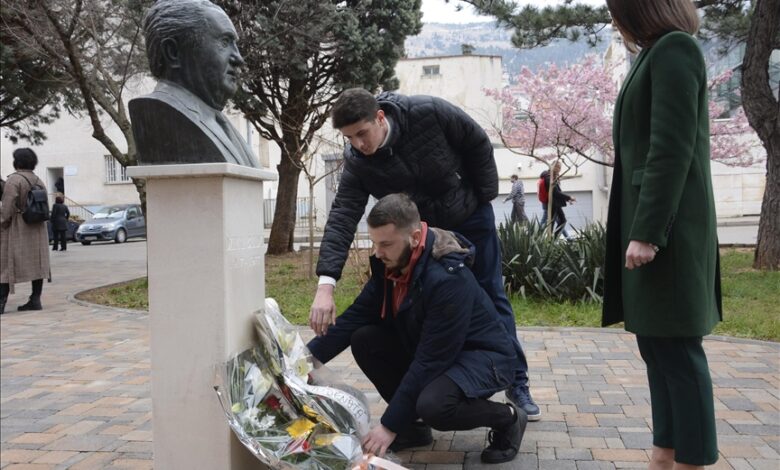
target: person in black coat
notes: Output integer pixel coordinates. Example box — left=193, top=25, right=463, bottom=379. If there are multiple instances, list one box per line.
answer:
left=540, top=162, right=576, bottom=239
left=51, top=196, right=70, bottom=251
left=308, top=194, right=528, bottom=463
left=309, top=88, right=540, bottom=420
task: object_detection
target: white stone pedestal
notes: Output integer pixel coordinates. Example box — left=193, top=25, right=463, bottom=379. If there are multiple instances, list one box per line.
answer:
left=127, top=163, right=277, bottom=470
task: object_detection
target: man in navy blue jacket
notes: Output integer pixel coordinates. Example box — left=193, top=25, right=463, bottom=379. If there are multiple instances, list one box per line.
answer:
left=307, top=194, right=527, bottom=463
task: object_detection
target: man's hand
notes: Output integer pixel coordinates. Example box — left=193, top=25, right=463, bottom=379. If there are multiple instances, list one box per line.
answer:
left=309, top=285, right=336, bottom=336
left=362, top=424, right=397, bottom=457
left=625, top=240, right=657, bottom=270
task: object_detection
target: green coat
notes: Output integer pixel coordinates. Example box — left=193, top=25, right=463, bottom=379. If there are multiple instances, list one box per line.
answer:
left=602, top=31, right=722, bottom=337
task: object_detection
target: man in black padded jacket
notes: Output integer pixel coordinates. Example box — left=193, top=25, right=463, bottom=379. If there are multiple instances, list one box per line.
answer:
left=309, top=88, right=541, bottom=425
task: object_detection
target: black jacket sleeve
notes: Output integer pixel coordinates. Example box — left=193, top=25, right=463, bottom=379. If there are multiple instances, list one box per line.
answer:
left=434, top=98, right=498, bottom=203
left=315, top=158, right=370, bottom=280
left=306, top=268, right=383, bottom=364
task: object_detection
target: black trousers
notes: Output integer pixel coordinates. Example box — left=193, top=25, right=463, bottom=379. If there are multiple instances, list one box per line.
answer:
left=637, top=336, right=718, bottom=466
left=0, top=279, right=42, bottom=300
left=52, top=230, right=67, bottom=250
left=350, top=325, right=513, bottom=434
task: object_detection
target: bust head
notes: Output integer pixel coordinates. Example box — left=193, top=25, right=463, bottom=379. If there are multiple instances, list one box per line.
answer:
left=143, top=0, right=244, bottom=110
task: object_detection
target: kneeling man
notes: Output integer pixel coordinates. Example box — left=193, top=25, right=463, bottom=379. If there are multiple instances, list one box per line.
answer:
left=307, top=193, right=527, bottom=463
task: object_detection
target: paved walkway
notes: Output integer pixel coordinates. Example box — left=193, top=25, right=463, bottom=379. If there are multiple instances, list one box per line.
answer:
left=1, top=242, right=778, bottom=469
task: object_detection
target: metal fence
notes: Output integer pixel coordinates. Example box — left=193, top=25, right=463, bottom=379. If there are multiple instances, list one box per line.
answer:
left=263, top=197, right=313, bottom=229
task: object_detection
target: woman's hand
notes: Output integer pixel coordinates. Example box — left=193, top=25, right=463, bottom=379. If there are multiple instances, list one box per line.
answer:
left=625, top=240, right=658, bottom=270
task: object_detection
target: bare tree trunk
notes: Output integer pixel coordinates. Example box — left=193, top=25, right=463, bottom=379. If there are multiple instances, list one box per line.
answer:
left=755, top=139, right=779, bottom=269
left=741, top=0, right=780, bottom=270
left=267, top=152, right=301, bottom=254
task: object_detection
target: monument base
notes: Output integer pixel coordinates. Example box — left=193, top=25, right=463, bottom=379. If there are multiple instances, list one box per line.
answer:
left=127, top=163, right=277, bottom=469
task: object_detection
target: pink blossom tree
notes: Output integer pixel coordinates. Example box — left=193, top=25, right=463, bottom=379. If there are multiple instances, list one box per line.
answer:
left=485, top=55, right=617, bottom=232
left=487, top=56, right=760, bottom=233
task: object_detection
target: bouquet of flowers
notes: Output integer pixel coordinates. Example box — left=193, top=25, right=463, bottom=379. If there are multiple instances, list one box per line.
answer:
left=215, top=299, right=379, bottom=469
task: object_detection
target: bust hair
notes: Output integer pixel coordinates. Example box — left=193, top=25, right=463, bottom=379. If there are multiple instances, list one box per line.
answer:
left=144, top=0, right=223, bottom=79
left=13, top=148, right=38, bottom=170
left=331, top=88, right=380, bottom=129
left=607, top=0, right=699, bottom=52
left=367, top=193, right=421, bottom=233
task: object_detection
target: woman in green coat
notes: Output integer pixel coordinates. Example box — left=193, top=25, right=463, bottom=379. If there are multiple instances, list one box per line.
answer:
left=603, top=1, right=722, bottom=468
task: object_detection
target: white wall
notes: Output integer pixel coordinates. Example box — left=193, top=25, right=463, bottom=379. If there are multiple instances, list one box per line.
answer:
left=395, top=55, right=503, bottom=131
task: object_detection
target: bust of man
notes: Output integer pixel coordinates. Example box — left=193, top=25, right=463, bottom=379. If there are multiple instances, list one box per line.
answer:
left=129, top=0, right=258, bottom=167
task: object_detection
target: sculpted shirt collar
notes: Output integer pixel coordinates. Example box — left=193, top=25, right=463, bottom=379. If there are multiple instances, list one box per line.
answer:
left=152, top=79, right=256, bottom=167
left=154, top=79, right=223, bottom=117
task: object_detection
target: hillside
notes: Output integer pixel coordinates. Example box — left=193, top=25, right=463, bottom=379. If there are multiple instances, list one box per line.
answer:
left=404, top=22, right=613, bottom=79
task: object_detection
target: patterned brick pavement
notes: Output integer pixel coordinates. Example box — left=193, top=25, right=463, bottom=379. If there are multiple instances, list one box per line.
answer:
left=1, top=242, right=778, bottom=469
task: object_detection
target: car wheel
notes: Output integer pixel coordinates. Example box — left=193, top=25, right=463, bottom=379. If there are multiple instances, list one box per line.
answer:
left=81, top=241, right=92, bottom=246
left=114, top=228, right=127, bottom=244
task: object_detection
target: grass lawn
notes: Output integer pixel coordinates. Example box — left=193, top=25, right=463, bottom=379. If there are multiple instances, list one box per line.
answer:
left=78, top=248, right=779, bottom=342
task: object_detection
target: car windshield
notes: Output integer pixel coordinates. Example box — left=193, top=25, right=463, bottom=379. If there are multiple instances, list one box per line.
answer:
left=92, top=206, right=126, bottom=219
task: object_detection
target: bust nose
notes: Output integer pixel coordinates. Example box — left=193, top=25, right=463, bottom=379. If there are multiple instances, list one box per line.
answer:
left=230, top=48, right=245, bottom=68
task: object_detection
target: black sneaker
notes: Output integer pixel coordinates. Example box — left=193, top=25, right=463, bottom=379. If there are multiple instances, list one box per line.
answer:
left=480, top=404, right=528, bottom=464
left=506, top=386, right=541, bottom=421
left=388, top=421, right=433, bottom=452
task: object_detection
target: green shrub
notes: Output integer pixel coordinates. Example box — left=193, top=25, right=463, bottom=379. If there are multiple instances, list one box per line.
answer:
left=499, top=220, right=606, bottom=302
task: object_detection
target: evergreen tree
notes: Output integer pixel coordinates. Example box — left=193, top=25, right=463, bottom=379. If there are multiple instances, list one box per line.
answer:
left=215, top=0, right=422, bottom=254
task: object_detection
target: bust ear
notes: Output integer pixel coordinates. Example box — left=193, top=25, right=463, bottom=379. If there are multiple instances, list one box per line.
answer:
left=161, top=38, right=181, bottom=69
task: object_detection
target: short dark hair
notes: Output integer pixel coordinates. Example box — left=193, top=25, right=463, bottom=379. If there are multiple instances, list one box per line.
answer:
left=55, top=196, right=64, bottom=204
left=367, top=193, right=421, bottom=232
left=510, top=174, right=518, bottom=181
left=143, top=0, right=222, bottom=79
left=607, top=0, right=699, bottom=52
left=331, top=88, right=380, bottom=129
left=13, top=148, right=38, bottom=170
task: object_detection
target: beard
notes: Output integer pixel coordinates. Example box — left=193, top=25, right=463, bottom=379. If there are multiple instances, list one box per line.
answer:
left=386, top=242, right=413, bottom=273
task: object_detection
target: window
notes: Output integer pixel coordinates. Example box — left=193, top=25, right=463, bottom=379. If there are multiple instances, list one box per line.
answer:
left=104, top=155, right=130, bottom=183
left=422, top=65, right=440, bottom=77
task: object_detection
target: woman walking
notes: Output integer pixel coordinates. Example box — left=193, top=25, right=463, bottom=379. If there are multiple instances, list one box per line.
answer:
left=0, top=148, right=51, bottom=314
left=602, top=1, right=721, bottom=469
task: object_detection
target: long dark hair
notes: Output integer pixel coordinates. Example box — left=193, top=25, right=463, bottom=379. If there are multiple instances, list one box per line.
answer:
left=607, top=0, right=699, bottom=52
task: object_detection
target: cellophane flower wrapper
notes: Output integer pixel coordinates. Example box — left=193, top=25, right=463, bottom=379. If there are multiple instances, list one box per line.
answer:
left=215, top=346, right=365, bottom=469
left=215, top=298, right=381, bottom=469
left=258, top=299, right=371, bottom=437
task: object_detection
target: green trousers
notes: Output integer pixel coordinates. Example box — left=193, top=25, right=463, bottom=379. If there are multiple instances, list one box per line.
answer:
left=636, top=336, right=718, bottom=466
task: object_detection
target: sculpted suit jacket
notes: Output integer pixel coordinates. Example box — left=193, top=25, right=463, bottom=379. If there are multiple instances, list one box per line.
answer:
left=129, top=80, right=258, bottom=167
left=602, top=32, right=722, bottom=337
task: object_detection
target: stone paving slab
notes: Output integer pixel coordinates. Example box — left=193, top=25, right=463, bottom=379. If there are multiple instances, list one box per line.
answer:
left=1, top=242, right=778, bottom=469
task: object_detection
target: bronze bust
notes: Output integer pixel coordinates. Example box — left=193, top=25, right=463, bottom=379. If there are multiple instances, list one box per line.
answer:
left=130, top=0, right=258, bottom=167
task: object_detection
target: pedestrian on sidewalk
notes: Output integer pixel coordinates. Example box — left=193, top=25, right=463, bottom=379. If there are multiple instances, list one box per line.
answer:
left=51, top=196, right=70, bottom=252
left=309, top=88, right=540, bottom=420
left=0, top=148, right=51, bottom=314
left=603, top=1, right=721, bottom=468
left=504, top=174, right=528, bottom=223
left=540, top=162, right=575, bottom=239
left=307, top=194, right=528, bottom=462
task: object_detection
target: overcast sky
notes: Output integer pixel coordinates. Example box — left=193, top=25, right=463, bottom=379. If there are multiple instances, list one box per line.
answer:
left=421, top=0, right=605, bottom=24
